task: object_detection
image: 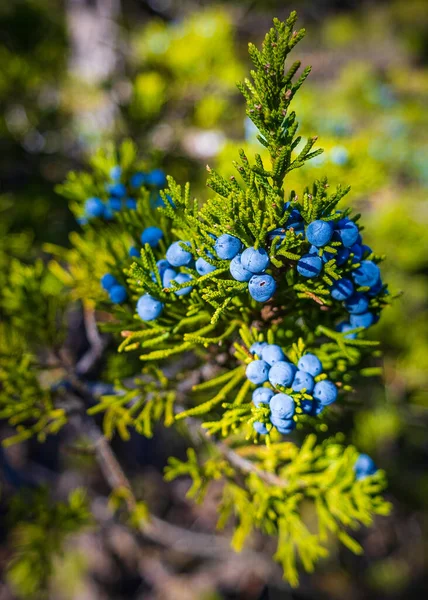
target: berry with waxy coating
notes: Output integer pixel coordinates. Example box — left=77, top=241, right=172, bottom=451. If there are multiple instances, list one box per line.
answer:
left=292, top=370, right=315, bottom=393
left=297, top=254, right=322, bottom=278
left=334, top=219, right=359, bottom=247
left=241, top=247, right=270, bottom=274
left=305, top=220, right=334, bottom=247
left=253, top=421, right=268, bottom=435
left=146, top=168, right=166, bottom=187
left=297, top=353, right=322, bottom=377
left=101, top=273, right=117, bottom=291
left=345, top=292, right=369, bottom=314
left=109, top=285, right=127, bottom=304
left=246, top=360, right=270, bottom=385
left=84, top=197, right=105, bottom=218
left=125, top=198, right=137, bottom=210
left=270, top=414, right=296, bottom=434
left=172, top=273, right=193, bottom=296
left=313, top=380, right=338, bottom=406
left=106, top=182, right=126, bottom=197
left=352, top=260, right=381, bottom=288
left=248, top=274, right=276, bottom=302
left=354, top=453, right=377, bottom=480
left=368, top=279, right=384, bottom=296
left=252, top=387, right=274, bottom=407
left=261, top=344, right=285, bottom=366
left=196, top=255, right=216, bottom=275
left=336, top=321, right=357, bottom=339
left=162, top=268, right=177, bottom=288
left=230, top=254, right=252, bottom=282
left=268, top=361, right=297, bottom=388
left=214, top=234, right=242, bottom=260
left=166, top=241, right=193, bottom=267
left=137, top=294, right=163, bottom=321
left=350, top=311, right=375, bottom=328
left=156, top=259, right=170, bottom=277
left=249, top=342, right=268, bottom=356
left=331, top=278, right=354, bottom=301
left=129, top=246, right=140, bottom=258
left=108, top=197, right=122, bottom=212
left=141, top=226, right=163, bottom=248
left=130, top=172, right=146, bottom=188
left=270, top=393, right=295, bottom=419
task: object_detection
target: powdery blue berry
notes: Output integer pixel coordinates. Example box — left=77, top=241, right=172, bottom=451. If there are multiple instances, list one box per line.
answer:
left=336, top=322, right=357, bottom=339
left=108, top=197, right=122, bottom=212
left=101, top=273, right=117, bottom=291
left=84, top=197, right=105, bottom=218
left=350, top=243, right=363, bottom=262
left=106, top=183, right=126, bottom=198
left=172, top=272, right=193, bottom=296
left=313, top=380, right=338, bottom=406
left=368, top=279, right=384, bottom=296
left=141, top=226, right=163, bottom=248
left=240, top=247, right=270, bottom=274
left=249, top=342, right=268, bottom=357
left=334, top=219, right=359, bottom=247
left=129, top=246, right=140, bottom=258
left=248, top=274, right=276, bottom=302
left=354, top=453, right=377, bottom=480
left=268, top=361, right=297, bottom=388
left=297, top=254, right=322, bottom=278
left=261, top=344, right=285, bottom=366
left=162, top=268, right=177, bottom=288
left=246, top=360, right=270, bottom=385
left=166, top=241, right=193, bottom=267
left=297, top=353, right=323, bottom=377
left=270, top=414, right=296, bottom=434
left=125, top=198, right=137, bottom=210
left=196, top=255, right=216, bottom=276
left=252, top=387, right=274, bottom=407
left=110, top=165, right=122, bottom=180
left=352, top=260, right=381, bottom=288
left=301, top=399, right=324, bottom=416
left=146, top=168, right=167, bottom=187
left=270, top=393, right=295, bottom=419
left=230, top=254, right=252, bottom=282
left=331, top=278, right=354, bottom=301
left=292, top=370, right=315, bottom=393
left=253, top=421, right=268, bottom=435
left=130, top=172, right=146, bottom=188
left=305, top=220, right=334, bottom=247
left=344, top=292, right=369, bottom=314
left=350, top=311, right=375, bottom=328
left=214, top=234, right=242, bottom=260
left=137, top=294, right=163, bottom=321
left=156, top=259, right=170, bottom=277
left=109, top=285, right=127, bottom=304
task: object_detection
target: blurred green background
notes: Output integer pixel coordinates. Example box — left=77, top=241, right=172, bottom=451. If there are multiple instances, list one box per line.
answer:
left=1, top=0, right=428, bottom=598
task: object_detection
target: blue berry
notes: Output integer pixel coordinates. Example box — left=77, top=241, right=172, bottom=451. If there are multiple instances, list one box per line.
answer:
left=109, top=285, right=127, bottom=304
left=166, top=241, right=193, bottom=267
left=270, top=393, right=295, bottom=419
left=137, top=294, right=163, bottom=321
left=84, top=197, right=105, bottom=218
left=125, top=198, right=137, bottom=210
left=162, top=268, right=177, bottom=288
left=334, top=219, right=359, bottom=247
left=261, top=344, right=285, bottom=366
left=253, top=421, right=268, bottom=435
left=110, top=165, right=122, bottom=180
left=270, top=414, right=296, bottom=434
left=241, top=247, right=270, bottom=274
left=331, top=278, right=354, bottom=301
left=248, top=274, right=276, bottom=302
left=292, top=370, right=315, bottom=393
left=252, top=387, right=274, bottom=407
left=350, top=243, right=363, bottom=262
left=249, top=342, right=268, bottom=357
left=312, top=380, right=338, bottom=406
left=297, top=353, right=323, bottom=377
left=330, top=145, right=348, bottom=165
left=350, top=312, right=374, bottom=328
left=344, top=293, right=369, bottom=314
left=336, top=322, right=357, bottom=339
left=172, top=273, right=193, bottom=296
left=354, top=453, right=377, bottom=480
left=268, top=361, right=296, bottom=388
left=130, top=172, right=146, bottom=188
left=108, top=197, right=122, bottom=212
left=305, top=220, right=334, bottom=247
left=368, top=279, right=384, bottom=297
left=214, top=234, right=242, bottom=260
left=297, top=254, right=322, bottom=278
left=101, top=273, right=117, bottom=291
left=267, top=227, right=286, bottom=240
left=129, top=246, right=140, bottom=258
left=106, top=183, right=126, bottom=197
left=300, top=399, right=315, bottom=414
left=156, top=259, right=170, bottom=277
left=230, top=254, right=252, bottom=282
left=335, top=246, right=351, bottom=266
left=352, top=260, right=381, bottom=288
left=195, top=255, right=216, bottom=276
left=141, top=226, right=163, bottom=248
left=246, top=360, right=270, bottom=385
left=285, top=207, right=303, bottom=229
left=146, top=168, right=167, bottom=187
left=361, top=244, right=372, bottom=257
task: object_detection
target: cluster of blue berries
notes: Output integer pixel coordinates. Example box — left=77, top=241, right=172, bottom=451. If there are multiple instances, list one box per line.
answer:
left=100, top=273, right=127, bottom=304
left=354, top=453, right=378, bottom=480
left=247, top=342, right=338, bottom=436
left=81, top=166, right=167, bottom=223
left=136, top=240, right=196, bottom=322
left=214, top=234, right=276, bottom=302
left=129, top=226, right=164, bottom=258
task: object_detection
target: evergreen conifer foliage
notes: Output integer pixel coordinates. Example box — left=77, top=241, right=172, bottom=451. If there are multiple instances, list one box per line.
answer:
left=1, top=12, right=392, bottom=588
